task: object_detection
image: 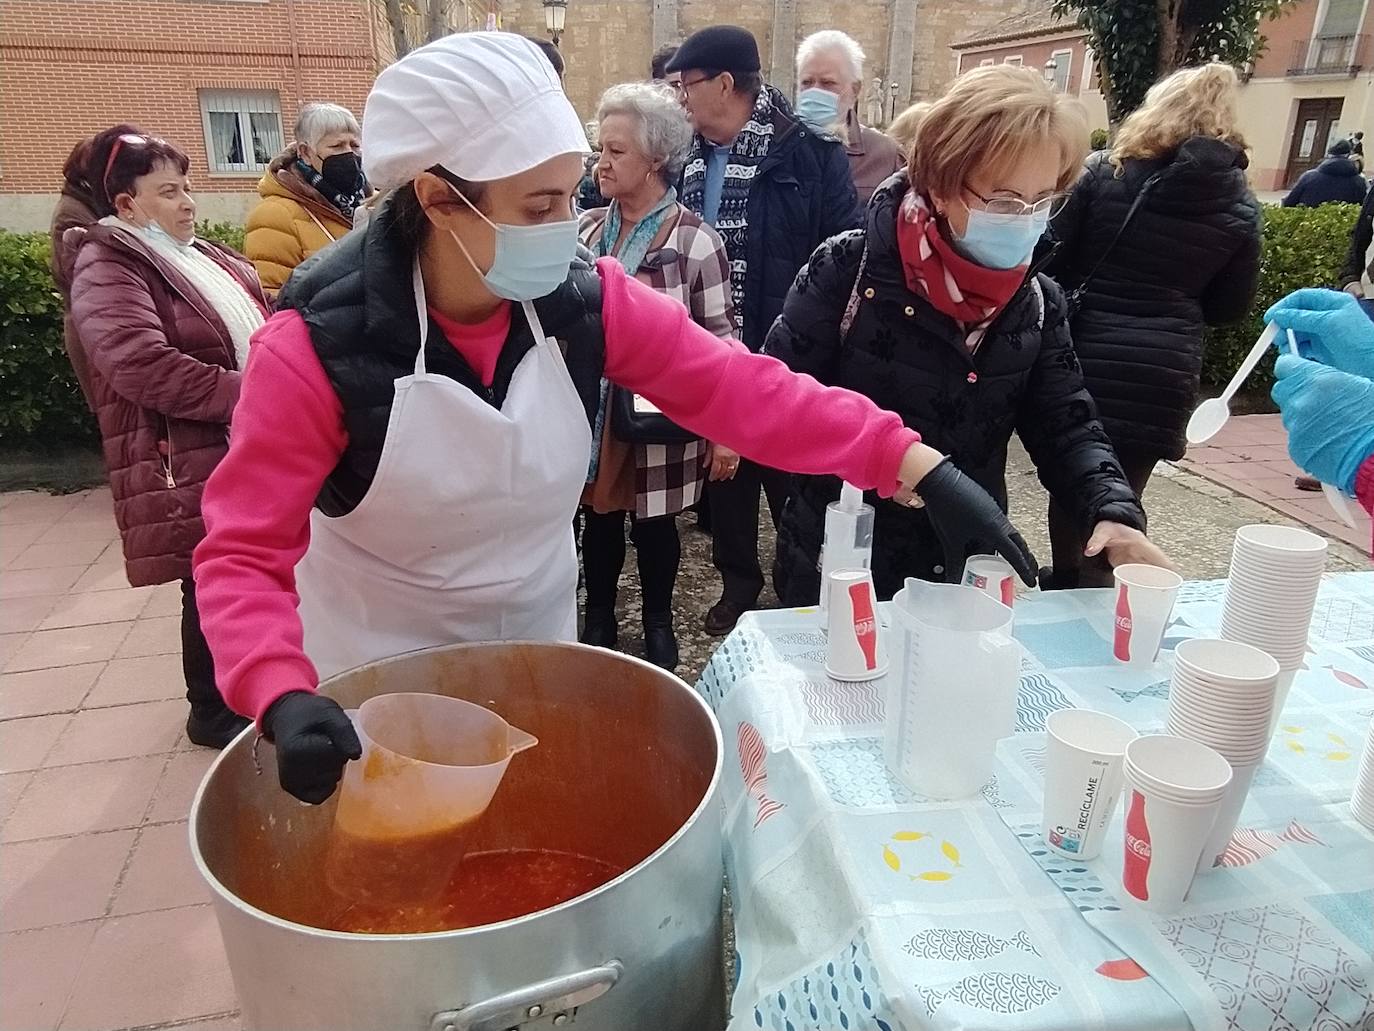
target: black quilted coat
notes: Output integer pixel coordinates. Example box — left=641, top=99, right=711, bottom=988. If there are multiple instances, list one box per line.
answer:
left=766, top=171, right=1145, bottom=604
left=1046, top=138, right=1262, bottom=460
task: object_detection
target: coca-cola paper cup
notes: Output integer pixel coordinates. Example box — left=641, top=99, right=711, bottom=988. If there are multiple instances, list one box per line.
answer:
left=1112, top=564, right=1182, bottom=667
left=1042, top=709, right=1137, bottom=861
left=825, top=569, right=888, bottom=682
left=1352, top=716, right=1374, bottom=831
left=961, top=554, right=1016, bottom=609
left=1121, top=735, right=1230, bottom=912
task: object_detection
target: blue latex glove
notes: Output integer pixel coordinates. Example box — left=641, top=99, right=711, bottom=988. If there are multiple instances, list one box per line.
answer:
left=1265, top=288, right=1374, bottom=381
left=1270, top=352, right=1374, bottom=494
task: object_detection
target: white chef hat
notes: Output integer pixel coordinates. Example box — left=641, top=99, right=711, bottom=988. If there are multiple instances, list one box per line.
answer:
left=362, top=32, right=590, bottom=190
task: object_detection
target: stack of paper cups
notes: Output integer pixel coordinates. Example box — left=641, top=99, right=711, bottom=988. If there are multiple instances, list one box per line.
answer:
left=1112, top=564, right=1183, bottom=667
left=1121, top=735, right=1232, bottom=912
left=1352, top=715, right=1374, bottom=832
left=825, top=569, right=888, bottom=682
left=1166, top=638, right=1279, bottom=871
left=1220, top=525, right=1326, bottom=733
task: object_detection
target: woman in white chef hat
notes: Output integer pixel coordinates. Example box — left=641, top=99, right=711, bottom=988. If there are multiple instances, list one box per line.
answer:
left=194, top=32, right=1037, bottom=803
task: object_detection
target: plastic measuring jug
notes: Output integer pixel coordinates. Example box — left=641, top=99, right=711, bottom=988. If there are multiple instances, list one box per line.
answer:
left=325, top=693, right=538, bottom=906
left=885, top=580, right=1021, bottom=799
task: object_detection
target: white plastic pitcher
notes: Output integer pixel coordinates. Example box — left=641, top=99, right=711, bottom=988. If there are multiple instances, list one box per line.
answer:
left=325, top=693, right=538, bottom=905
left=885, top=580, right=1022, bottom=799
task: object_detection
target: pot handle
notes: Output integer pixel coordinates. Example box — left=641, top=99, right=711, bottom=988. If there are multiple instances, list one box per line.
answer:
left=429, top=961, right=623, bottom=1031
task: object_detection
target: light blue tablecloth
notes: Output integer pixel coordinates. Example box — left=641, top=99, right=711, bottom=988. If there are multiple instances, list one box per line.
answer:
left=698, top=572, right=1374, bottom=1031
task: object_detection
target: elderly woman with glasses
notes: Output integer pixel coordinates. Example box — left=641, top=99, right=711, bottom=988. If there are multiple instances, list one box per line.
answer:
left=766, top=64, right=1171, bottom=605
left=577, top=82, right=738, bottom=670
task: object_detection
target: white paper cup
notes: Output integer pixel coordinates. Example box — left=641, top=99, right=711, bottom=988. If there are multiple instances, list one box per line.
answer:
left=1234, top=524, right=1328, bottom=557
left=1266, top=669, right=1299, bottom=738
left=1123, top=735, right=1232, bottom=803
left=1121, top=776, right=1224, bottom=911
left=1174, top=638, right=1281, bottom=685
left=825, top=569, right=888, bottom=682
left=1352, top=717, right=1374, bottom=831
left=962, top=554, right=1016, bottom=609
left=1042, top=709, right=1137, bottom=860
left=1112, top=565, right=1183, bottom=667
left=1195, top=761, right=1259, bottom=874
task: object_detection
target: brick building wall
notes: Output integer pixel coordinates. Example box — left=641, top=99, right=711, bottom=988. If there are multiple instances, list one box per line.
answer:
left=0, top=0, right=382, bottom=229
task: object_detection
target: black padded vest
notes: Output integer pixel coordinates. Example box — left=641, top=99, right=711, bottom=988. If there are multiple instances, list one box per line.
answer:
left=277, top=196, right=606, bottom=517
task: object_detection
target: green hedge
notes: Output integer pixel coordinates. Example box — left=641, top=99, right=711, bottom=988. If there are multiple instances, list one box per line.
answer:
left=1201, top=202, right=1360, bottom=394
left=0, top=220, right=247, bottom=445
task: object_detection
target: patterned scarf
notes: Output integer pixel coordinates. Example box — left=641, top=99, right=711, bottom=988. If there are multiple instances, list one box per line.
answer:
left=894, top=188, right=1027, bottom=329
left=586, top=188, right=679, bottom=482
left=295, top=158, right=369, bottom=222
left=680, top=86, right=779, bottom=311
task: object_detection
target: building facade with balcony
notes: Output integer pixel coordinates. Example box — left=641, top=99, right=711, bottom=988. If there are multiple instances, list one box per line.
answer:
left=952, top=0, right=1374, bottom=193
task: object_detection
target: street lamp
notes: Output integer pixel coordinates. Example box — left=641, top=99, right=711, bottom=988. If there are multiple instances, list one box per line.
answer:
left=888, top=80, right=899, bottom=125
left=1044, top=57, right=1058, bottom=89
left=542, top=0, right=567, bottom=45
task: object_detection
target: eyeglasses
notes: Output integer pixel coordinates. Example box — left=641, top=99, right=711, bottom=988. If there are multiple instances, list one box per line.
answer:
left=102, top=133, right=152, bottom=195
left=966, top=187, right=1068, bottom=218
left=673, top=73, right=721, bottom=97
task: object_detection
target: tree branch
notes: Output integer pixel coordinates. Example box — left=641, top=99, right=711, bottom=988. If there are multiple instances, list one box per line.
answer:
left=383, top=0, right=410, bottom=58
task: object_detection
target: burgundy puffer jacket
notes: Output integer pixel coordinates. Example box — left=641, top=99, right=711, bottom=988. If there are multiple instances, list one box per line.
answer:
left=67, top=223, right=266, bottom=586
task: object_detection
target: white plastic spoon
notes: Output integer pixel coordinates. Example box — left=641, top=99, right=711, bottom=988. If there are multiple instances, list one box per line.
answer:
left=1185, top=322, right=1278, bottom=445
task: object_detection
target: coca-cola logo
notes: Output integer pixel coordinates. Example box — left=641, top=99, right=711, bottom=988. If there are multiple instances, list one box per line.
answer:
left=854, top=617, right=874, bottom=635
left=1115, top=614, right=1133, bottom=633
left=1126, top=832, right=1151, bottom=860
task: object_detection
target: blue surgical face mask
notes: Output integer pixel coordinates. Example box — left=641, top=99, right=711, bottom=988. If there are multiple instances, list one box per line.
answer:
left=796, top=87, right=841, bottom=133
left=953, top=207, right=1049, bottom=270
left=447, top=183, right=578, bottom=301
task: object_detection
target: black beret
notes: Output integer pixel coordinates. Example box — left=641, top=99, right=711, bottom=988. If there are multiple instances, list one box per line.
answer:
left=664, top=25, right=761, bottom=75
left=1329, top=138, right=1353, bottom=157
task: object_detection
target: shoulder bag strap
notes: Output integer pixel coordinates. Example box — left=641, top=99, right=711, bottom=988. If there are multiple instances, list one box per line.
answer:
left=1072, top=170, right=1164, bottom=295
left=838, top=243, right=870, bottom=342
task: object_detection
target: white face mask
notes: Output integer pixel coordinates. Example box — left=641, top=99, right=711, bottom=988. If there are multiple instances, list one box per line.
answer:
left=445, top=183, right=578, bottom=302
left=130, top=200, right=194, bottom=250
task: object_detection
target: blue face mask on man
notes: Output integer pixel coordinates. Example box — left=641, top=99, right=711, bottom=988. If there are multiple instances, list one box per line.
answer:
left=447, top=182, right=579, bottom=301
left=953, top=207, right=1050, bottom=270
left=795, top=88, right=842, bottom=133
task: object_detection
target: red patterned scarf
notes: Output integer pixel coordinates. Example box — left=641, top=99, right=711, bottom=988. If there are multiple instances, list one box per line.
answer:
left=894, top=189, right=1027, bottom=325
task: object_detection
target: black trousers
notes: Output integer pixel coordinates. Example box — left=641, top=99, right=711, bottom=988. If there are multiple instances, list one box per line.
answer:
left=181, top=578, right=226, bottom=713
left=709, top=460, right=789, bottom=607
left=581, top=510, right=681, bottom=615
left=1047, top=450, right=1157, bottom=589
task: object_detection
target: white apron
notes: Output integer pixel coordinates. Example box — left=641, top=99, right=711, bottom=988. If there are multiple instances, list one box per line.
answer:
left=295, top=261, right=593, bottom=682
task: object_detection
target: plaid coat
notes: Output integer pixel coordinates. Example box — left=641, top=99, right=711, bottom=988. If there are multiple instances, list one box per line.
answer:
left=579, top=204, right=738, bottom=519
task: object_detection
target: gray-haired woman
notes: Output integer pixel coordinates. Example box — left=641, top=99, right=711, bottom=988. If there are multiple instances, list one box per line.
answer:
left=246, top=102, right=369, bottom=297
left=578, top=81, right=738, bottom=670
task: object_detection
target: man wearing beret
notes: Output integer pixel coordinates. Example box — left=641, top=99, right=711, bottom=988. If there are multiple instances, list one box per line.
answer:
left=667, top=24, right=863, bottom=635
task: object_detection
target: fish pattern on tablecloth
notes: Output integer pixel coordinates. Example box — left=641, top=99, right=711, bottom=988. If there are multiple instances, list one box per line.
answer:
left=1106, top=680, right=1172, bottom=705
left=809, top=737, right=920, bottom=807
left=738, top=721, right=785, bottom=829
left=916, top=971, right=1061, bottom=1017
left=1014, top=827, right=1123, bottom=913
left=1214, top=819, right=1325, bottom=868
left=981, top=774, right=1015, bottom=810
left=1159, top=904, right=1374, bottom=1031
left=1349, top=644, right=1374, bottom=665
left=800, top=677, right=885, bottom=727
left=1015, top=670, right=1074, bottom=732
left=903, top=927, right=1039, bottom=961
left=751, top=933, right=898, bottom=1031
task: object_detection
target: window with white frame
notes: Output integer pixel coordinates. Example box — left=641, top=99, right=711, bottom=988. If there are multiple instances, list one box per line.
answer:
left=1082, top=47, right=1099, bottom=91
left=1049, top=49, right=1072, bottom=92
left=199, top=90, right=284, bottom=174
left=1004, top=55, right=1023, bottom=66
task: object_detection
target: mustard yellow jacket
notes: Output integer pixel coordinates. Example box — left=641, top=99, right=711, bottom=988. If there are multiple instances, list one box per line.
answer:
left=245, top=149, right=353, bottom=297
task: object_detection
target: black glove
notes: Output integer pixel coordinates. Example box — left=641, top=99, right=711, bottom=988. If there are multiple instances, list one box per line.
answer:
left=262, top=691, right=362, bottom=804
left=915, top=458, right=1038, bottom=587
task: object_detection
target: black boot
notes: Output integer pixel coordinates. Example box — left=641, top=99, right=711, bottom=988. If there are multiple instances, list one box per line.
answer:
left=581, top=606, right=618, bottom=648
left=643, top=611, right=679, bottom=670
left=186, top=706, right=251, bottom=749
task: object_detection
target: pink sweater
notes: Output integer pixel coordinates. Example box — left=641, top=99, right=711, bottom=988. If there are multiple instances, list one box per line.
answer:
left=194, top=258, right=921, bottom=722
left=1359, top=455, right=1374, bottom=553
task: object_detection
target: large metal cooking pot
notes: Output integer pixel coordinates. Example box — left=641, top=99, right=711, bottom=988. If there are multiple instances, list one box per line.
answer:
left=190, top=642, right=725, bottom=1031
